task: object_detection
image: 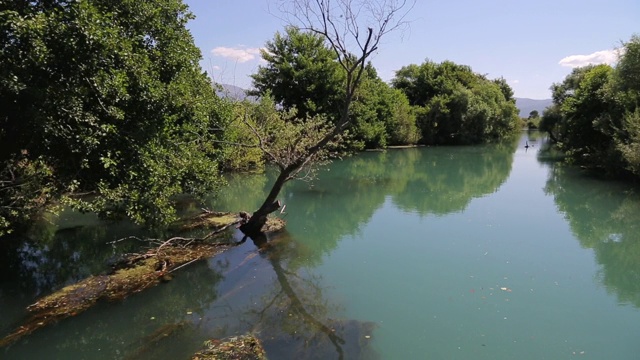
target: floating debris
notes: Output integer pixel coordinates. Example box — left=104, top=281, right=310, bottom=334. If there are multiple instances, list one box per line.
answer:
left=0, top=211, right=286, bottom=348
left=192, top=334, right=267, bottom=360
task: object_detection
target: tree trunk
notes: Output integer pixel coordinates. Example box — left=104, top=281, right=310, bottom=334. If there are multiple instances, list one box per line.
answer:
left=239, top=170, right=289, bottom=237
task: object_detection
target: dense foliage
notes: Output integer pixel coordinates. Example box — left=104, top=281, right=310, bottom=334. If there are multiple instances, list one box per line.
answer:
left=0, top=0, right=227, bottom=235
left=250, top=27, right=419, bottom=149
left=0, top=1, right=528, bottom=236
left=540, top=35, right=640, bottom=178
left=392, top=60, right=520, bottom=145
left=250, top=27, right=344, bottom=121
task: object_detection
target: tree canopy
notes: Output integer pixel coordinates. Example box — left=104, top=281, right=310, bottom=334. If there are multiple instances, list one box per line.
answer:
left=0, top=0, right=228, bottom=235
left=392, top=60, right=519, bottom=145
left=540, top=34, right=640, bottom=178
left=250, top=27, right=344, bottom=121
left=250, top=27, right=418, bottom=150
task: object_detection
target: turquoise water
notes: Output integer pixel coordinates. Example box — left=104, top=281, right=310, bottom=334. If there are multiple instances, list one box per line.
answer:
left=2, top=132, right=640, bottom=359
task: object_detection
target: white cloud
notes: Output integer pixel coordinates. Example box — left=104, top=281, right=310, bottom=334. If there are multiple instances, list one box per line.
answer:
left=211, top=46, right=262, bottom=63
left=558, top=49, right=619, bottom=68
left=212, top=65, right=221, bottom=71
left=511, top=79, right=520, bottom=84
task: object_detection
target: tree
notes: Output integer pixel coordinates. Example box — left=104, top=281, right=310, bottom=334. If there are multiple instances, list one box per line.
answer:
left=541, top=35, right=640, bottom=178
left=539, top=105, right=562, bottom=143
left=0, top=0, right=226, bottom=235
left=541, top=34, right=640, bottom=179
left=612, top=35, right=640, bottom=177
left=349, top=63, right=419, bottom=148
left=251, top=28, right=418, bottom=150
left=493, top=77, right=515, bottom=103
left=526, top=110, right=540, bottom=129
left=545, top=64, right=621, bottom=172
left=238, top=0, right=414, bottom=237
left=250, top=26, right=344, bottom=121
left=613, top=34, right=640, bottom=98
left=560, top=64, right=616, bottom=164
left=392, top=60, right=519, bottom=145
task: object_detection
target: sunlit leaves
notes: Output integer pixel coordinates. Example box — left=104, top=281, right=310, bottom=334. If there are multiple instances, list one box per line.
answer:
left=250, top=27, right=344, bottom=122
left=234, top=96, right=345, bottom=181
left=0, top=0, right=227, bottom=233
left=392, top=60, right=519, bottom=145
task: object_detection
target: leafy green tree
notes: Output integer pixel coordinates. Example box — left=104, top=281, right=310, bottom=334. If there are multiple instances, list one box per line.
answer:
left=250, top=27, right=344, bottom=121
left=0, top=0, right=226, bottom=235
left=560, top=65, right=617, bottom=165
left=493, top=76, right=515, bottom=103
left=393, top=60, right=519, bottom=145
left=544, top=66, right=596, bottom=145
left=544, top=64, right=623, bottom=173
left=618, top=109, right=640, bottom=175
left=238, top=0, right=413, bottom=236
left=386, top=89, right=421, bottom=145
left=613, top=35, right=640, bottom=98
left=613, top=35, right=640, bottom=176
left=539, top=105, right=563, bottom=143
left=350, top=64, right=419, bottom=148
left=251, top=28, right=418, bottom=150
left=526, top=110, right=540, bottom=129
left=541, top=36, right=640, bottom=179
left=550, top=66, right=596, bottom=104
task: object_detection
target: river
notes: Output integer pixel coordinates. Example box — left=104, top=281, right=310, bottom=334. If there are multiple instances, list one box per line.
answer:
left=2, top=132, right=640, bottom=359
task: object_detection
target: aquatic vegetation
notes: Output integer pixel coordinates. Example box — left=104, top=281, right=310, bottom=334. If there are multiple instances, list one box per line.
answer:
left=0, top=212, right=285, bottom=347
left=193, top=335, right=267, bottom=360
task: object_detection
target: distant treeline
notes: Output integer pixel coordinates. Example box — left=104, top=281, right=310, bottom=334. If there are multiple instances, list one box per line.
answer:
left=249, top=27, right=520, bottom=150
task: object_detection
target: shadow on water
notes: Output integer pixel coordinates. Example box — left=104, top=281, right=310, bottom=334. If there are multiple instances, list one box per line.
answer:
left=0, top=210, right=151, bottom=336
left=541, top=150, right=640, bottom=308
left=1, top=223, right=379, bottom=359
left=247, top=232, right=378, bottom=360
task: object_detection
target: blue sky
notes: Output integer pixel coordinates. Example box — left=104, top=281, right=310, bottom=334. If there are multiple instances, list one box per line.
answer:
left=184, top=0, right=638, bottom=99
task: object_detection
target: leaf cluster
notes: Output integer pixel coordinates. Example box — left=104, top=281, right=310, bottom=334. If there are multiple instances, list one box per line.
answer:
left=233, top=96, right=349, bottom=181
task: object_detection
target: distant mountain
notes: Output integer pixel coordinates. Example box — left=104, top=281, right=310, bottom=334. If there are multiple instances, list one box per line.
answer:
left=515, top=98, right=553, bottom=118
left=214, top=83, right=257, bottom=102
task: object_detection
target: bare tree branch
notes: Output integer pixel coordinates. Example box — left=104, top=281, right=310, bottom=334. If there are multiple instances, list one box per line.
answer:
left=240, top=110, right=283, bottom=169
left=240, top=0, right=414, bottom=236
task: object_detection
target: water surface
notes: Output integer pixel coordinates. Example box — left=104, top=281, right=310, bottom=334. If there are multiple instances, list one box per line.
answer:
left=2, top=132, right=640, bottom=359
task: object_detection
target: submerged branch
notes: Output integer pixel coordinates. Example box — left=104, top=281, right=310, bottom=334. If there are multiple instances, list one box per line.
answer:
left=0, top=211, right=286, bottom=348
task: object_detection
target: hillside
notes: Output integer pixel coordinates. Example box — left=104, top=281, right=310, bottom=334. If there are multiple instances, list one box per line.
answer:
left=214, top=83, right=257, bottom=102
left=214, top=86, right=552, bottom=119
left=515, top=98, right=553, bottom=118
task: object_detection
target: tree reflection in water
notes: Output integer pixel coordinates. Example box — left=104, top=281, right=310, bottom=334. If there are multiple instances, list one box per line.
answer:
left=213, top=232, right=379, bottom=360
left=543, top=157, right=640, bottom=308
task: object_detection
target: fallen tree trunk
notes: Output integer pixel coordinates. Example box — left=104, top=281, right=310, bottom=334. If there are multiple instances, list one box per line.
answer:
left=0, top=211, right=285, bottom=348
